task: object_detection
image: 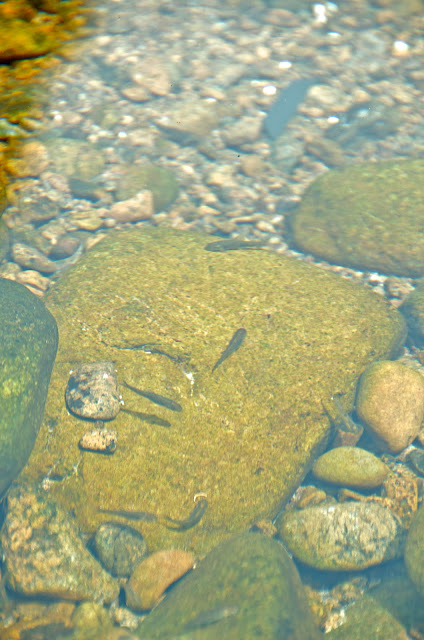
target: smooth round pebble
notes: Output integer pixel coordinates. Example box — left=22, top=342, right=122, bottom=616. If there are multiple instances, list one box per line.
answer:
left=93, top=522, right=148, bottom=578
left=65, top=362, right=120, bottom=420
left=277, top=501, right=405, bottom=571
left=312, top=446, right=389, bottom=489
left=125, top=549, right=195, bottom=611
left=356, top=360, right=424, bottom=453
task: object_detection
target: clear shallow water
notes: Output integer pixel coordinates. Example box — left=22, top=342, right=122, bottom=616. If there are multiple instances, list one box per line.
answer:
left=2, top=0, right=424, bottom=637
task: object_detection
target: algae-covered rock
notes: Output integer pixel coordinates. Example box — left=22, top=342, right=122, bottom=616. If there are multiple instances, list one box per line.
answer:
left=356, top=360, right=424, bottom=453
left=0, top=19, right=56, bottom=62
left=278, top=502, right=405, bottom=570
left=367, top=575, right=424, bottom=635
left=137, top=533, right=322, bottom=639
left=326, top=596, right=409, bottom=640
left=21, top=228, right=405, bottom=554
left=400, top=279, right=424, bottom=346
left=115, top=163, right=179, bottom=213
left=312, top=446, right=389, bottom=489
left=0, top=217, right=9, bottom=262
left=405, top=502, right=424, bottom=598
left=290, top=160, right=424, bottom=277
left=0, top=278, right=58, bottom=496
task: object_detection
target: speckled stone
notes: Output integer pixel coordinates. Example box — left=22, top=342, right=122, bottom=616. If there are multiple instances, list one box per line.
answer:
left=312, top=446, right=389, bottom=489
left=93, top=522, right=148, bottom=577
left=65, top=362, right=120, bottom=420
left=1, top=485, right=119, bottom=603
left=278, top=502, right=405, bottom=571
left=79, top=427, right=118, bottom=453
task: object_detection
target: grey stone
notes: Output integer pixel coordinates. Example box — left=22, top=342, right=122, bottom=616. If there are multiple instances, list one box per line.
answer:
left=93, top=522, right=148, bottom=577
left=1, top=485, right=119, bottom=603
left=0, top=278, right=58, bottom=496
left=278, top=502, right=405, bottom=570
left=136, top=533, right=322, bottom=639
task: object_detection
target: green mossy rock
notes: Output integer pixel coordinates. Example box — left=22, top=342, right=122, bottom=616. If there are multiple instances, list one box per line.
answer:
left=405, top=502, right=424, bottom=598
left=290, top=160, right=424, bottom=277
left=0, top=278, right=58, bottom=496
left=367, top=574, right=424, bottom=634
left=400, top=280, right=424, bottom=346
left=137, top=533, right=322, bottom=639
left=312, top=446, right=389, bottom=489
left=326, top=596, right=408, bottom=640
left=21, top=228, right=405, bottom=554
left=115, top=163, right=179, bottom=213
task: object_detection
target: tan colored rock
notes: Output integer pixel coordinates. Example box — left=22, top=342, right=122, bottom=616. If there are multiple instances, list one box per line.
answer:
left=109, top=191, right=153, bottom=223
left=6, top=140, right=49, bottom=177
left=125, top=549, right=194, bottom=611
left=312, top=446, right=389, bottom=489
left=356, top=360, right=424, bottom=453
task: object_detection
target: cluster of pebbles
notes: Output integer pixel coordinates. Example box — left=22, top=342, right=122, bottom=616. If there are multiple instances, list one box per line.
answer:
left=0, top=0, right=423, bottom=303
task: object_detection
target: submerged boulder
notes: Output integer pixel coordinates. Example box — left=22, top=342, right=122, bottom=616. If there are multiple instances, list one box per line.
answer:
left=290, top=159, right=424, bottom=277
left=0, top=278, right=58, bottom=496
left=136, top=533, right=322, bottom=639
left=21, top=228, right=405, bottom=554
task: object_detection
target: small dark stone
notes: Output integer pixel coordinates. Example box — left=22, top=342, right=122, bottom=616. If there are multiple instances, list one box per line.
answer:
left=93, top=522, right=148, bottom=577
left=408, top=449, right=424, bottom=476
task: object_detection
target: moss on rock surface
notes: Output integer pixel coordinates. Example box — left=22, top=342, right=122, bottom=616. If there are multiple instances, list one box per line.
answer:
left=22, top=228, right=405, bottom=554
left=137, top=533, right=322, bottom=639
left=0, top=278, right=58, bottom=496
left=290, top=160, right=424, bottom=277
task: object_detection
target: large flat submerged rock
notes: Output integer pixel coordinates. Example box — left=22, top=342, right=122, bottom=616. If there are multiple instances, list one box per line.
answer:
left=22, top=228, right=405, bottom=554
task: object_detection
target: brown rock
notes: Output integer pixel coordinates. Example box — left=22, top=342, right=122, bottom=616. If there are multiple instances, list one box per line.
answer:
left=7, top=141, right=49, bottom=177
left=12, top=242, right=57, bottom=274
left=356, top=360, right=424, bottom=453
left=109, top=191, right=154, bottom=223
left=125, top=549, right=194, bottom=611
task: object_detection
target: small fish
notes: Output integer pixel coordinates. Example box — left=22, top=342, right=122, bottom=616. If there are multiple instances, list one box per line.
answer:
left=212, top=328, right=247, bottom=373
left=121, top=407, right=171, bottom=428
left=205, top=239, right=265, bottom=252
left=123, top=381, right=182, bottom=412
left=98, top=507, right=158, bottom=522
left=183, top=605, right=239, bottom=632
left=99, top=498, right=208, bottom=531
left=164, top=498, right=208, bottom=531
